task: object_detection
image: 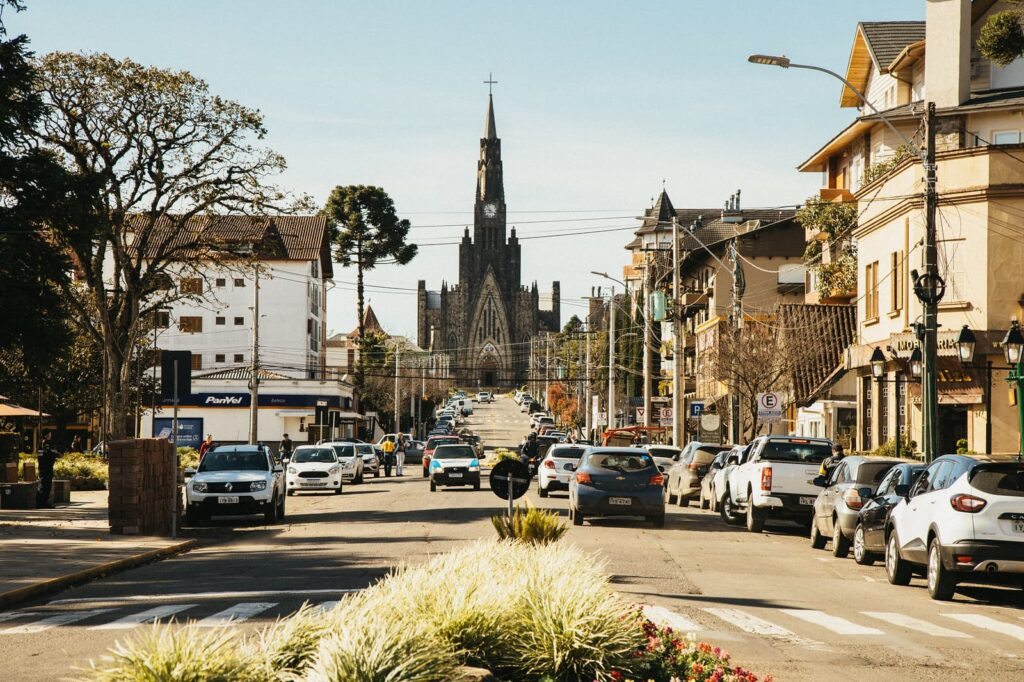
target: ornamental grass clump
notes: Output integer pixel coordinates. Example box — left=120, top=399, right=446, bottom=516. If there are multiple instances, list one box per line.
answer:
left=249, top=603, right=331, bottom=679
left=491, top=502, right=568, bottom=545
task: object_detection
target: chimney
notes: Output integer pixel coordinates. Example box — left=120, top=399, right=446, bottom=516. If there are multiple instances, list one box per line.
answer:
left=734, top=189, right=741, bottom=211
left=925, top=0, right=971, bottom=108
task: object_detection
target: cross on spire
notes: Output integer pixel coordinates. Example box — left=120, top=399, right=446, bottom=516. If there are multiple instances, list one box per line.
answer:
left=484, top=72, right=498, bottom=95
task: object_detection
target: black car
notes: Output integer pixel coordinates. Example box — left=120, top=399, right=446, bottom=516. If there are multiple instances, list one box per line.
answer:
left=852, top=462, right=926, bottom=565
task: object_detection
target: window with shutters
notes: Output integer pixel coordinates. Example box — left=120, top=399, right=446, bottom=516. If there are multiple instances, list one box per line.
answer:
left=151, top=311, right=170, bottom=329
left=179, top=316, right=203, bottom=333
left=234, top=278, right=245, bottom=287
left=864, top=261, right=879, bottom=322
left=889, top=251, right=904, bottom=313
left=190, top=354, right=203, bottom=370
left=180, top=278, right=203, bottom=295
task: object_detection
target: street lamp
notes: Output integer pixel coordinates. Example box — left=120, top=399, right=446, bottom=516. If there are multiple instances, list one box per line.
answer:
left=956, top=325, right=977, bottom=365
left=1003, top=320, right=1024, bottom=366
left=909, top=347, right=923, bottom=380
left=870, top=347, right=886, bottom=379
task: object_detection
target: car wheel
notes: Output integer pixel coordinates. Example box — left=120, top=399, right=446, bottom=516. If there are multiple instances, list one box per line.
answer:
left=430, top=480, right=437, bottom=492
left=538, top=482, right=549, bottom=498
left=572, top=508, right=584, bottom=526
left=334, top=485, right=342, bottom=495
left=277, top=495, right=286, bottom=521
left=886, top=531, right=912, bottom=586
left=853, top=523, right=875, bottom=566
left=355, top=472, right=363, bottom=484
left=374, top=470, right=380, bottom=478
left=185, top=505, right=200, bottom=527
left=709, top=486, right=718, bottom=513
left=664, top=484, right=677, bottom=506
left=809, top=517, right=827, bottom=550
left=264, top=495, right=277, bottom=523
left=746, top=499, right=765, bottom=533
left=927, top=538, right=957, bottom=600
left=831, top=518, right=851, bottom=558
left=648, top=514, right=666, bottom=528
left=286, top=490, right=294, bottom=497
left=699, top=488, right=710, bottom=510
left=474, top=481, right=481, bottom=491
left=720, top=492, right=741, bottom=525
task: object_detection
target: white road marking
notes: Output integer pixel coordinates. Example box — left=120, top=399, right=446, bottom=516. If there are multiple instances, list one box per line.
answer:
left=90, top=604, right=197, bottom=630
left=780, top=609, right=883, bottom=635
left=703, top=607, right=795, bottom=637
left=0, top=611, right=37, bottom=624
left=49, top=588, right=360, bottom=605
left=643, top=605, right=701, bottom=632
left=815, top=557, right=830, bottom=563
left=194, top=602, right=276, bottom=627
left=0, top=608, right=115, bottom=634
left=944, top=613, right=1024, bottom=641
left=861, top=612, right=971, bottom=638
left=863, top=576, right=875, bottom=582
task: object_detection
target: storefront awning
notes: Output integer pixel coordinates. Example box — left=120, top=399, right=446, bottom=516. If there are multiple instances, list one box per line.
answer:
left=0, top=403, right=49, bottom=417
left=276, top=409, right=314, bottom=417
left=907, top=359, right=984, bottom=405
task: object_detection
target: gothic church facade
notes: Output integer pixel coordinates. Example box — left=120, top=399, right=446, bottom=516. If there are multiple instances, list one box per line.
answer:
left=417, top=95, right=559, bottom=387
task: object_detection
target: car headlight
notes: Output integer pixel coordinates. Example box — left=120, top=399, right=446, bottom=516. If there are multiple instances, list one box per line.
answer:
left=191, top=481, right=207, bottom=493
left=328, top=465, right=340, bottom=475
left=430, top=460, right=442, bottom=471
left=288, top=466, right=297, bottom=474
left=250, top=480, right=268, bottom=491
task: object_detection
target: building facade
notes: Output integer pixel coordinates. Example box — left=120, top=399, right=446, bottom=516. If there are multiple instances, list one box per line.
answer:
left=417, top=96, right=560, bottom=388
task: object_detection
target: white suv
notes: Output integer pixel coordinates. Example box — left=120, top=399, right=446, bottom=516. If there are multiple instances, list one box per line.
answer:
left=185, top=445, right=286, bottom=525
left=886, top=454, right=1024, bottom=600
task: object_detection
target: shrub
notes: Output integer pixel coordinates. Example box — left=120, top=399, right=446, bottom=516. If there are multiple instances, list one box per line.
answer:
left=178, top=447, right=199, bottom=469
left=633, top=619, right=772, bottom=682
left=18, top=453, right=109, bottom=490
left=868, top=434, right=917, bottom=460
left=979, top=9, right=1024, bottom=67
left=248, top=602, right=331, bottom=679
left=493, top=448, right=519, bottom=464
left=491, top=503, right=568, bottom=545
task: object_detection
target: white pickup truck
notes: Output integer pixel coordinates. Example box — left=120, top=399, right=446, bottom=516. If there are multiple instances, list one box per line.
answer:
left=724, top=435, right=834, bottom=533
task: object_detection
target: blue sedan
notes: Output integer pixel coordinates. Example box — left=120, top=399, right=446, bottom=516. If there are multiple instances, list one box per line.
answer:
left=568, top=447, right=666, bottom=528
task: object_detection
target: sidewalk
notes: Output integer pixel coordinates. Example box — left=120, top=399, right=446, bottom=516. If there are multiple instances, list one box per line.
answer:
left=0, top=490, right=196, bottom=608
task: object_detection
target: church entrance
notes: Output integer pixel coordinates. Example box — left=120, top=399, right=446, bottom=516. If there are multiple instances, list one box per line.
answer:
left=479, top=357, right=499, bottom=388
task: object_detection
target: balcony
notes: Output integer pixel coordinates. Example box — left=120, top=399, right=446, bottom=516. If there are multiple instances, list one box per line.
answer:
left=818, top=188, right=854, bottom=203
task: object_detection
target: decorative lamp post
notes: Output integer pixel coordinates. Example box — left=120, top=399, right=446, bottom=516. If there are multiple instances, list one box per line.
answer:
left=1002, top=321, right=1024, bottom=456
left=869, top=347, right=900, bottom=459
left=909, top=347, right=923, bottom=380
left=870, top=347, right=886, bottom=379
left=956, top=325, right=977, bottom=365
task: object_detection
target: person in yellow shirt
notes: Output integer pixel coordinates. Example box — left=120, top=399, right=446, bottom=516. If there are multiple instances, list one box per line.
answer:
left=381, top=438, right=396, bottom=477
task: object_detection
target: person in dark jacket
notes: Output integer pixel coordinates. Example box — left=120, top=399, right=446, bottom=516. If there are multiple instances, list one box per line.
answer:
left=819, top=443, right=846, bottom=479
left=36, top=435, right=60, bottom=508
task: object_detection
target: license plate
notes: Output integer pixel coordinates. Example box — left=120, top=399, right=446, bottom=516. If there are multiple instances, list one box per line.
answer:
left=1014, top=520, right=1024, bottom=533
left=217, top=496, right=239, bottom=504
left=799, top=496, right=816, bottom=506
left=448, top=472, right=463, bottom=478
left=608, top=497, right=632, bottom=506
left=303, top=481, right=326, bottom=486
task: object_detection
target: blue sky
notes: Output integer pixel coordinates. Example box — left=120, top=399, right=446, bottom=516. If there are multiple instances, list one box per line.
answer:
left=10, top=0, right=922, bottom=338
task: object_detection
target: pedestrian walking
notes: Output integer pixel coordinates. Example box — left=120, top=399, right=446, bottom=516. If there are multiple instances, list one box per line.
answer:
left=198, top=434, right=214, bottom=461
left=279, top=433, right=294, bottom=461
left=381, top=437, right=396, bottom=477
left=69, top=434, right=82, bottom=452
left=395, top=435, right=405, bottom=477
left=36, top=434, right=60, bottom=508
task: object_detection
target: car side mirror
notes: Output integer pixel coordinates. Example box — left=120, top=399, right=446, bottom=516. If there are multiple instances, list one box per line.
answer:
left=857, top=486, right=873, bottom=500
left=894, top=484, right=910, bottom=499
left=812, top=475, right=827, bottom=487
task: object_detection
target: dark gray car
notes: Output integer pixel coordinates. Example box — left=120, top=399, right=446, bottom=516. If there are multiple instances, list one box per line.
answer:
left=810, top=456, right=905, bottom=558
left=664, top=442, right=731, bottom=507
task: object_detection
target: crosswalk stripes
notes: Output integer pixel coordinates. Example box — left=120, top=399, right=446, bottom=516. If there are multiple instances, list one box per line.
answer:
left=943, top=613, right=1024, bottom=642
left=643, top=605, right=701, bottom=632
left=0, top=609, right=115, bottom=635
left=701, top=607, right=824, bottom=648
left=860, top=611, right=972, bottom=638
left=90, top=604, right=197, bottom=631
left=779, top=609, right=883, bottom=635
left=194, top=602, right=277, bottom=628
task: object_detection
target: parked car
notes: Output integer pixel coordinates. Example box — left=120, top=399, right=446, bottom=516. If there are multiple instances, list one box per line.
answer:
left=568, top=447, right=665, bottom=527
left=185, top=444, right=286, bottom=525
left=404, top=439, right=425, bottom=465
left=665, top=443, right=731, bottom=507
left=725, top=435, right=834, bottom=533
left=852, top=462, right=927, bottom=565
left=322, top=441, right=365, bottom=483
left=285, top=445, right=343, bottom=496
left=476, top=392, right=493, bottom=403
left=428, top=443, right=481, bottom=491
left=717, top=444, right=753, bottom=522
left=885, top=455, right=1024, bottom=600
left=423, top=435, right=461, bottom=477
left=698, top=449, right=731, bottom=510
left=644, top=444, right=682, bottom=474
left=809, top=456, right=905, bottom=557
left=537, top=444, right=588, bottom=497
left=355, top=442, right=380, bottom=478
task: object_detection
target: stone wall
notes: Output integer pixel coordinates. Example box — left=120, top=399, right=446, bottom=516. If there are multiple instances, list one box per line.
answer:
left=108, top=438, right=177, bottom=536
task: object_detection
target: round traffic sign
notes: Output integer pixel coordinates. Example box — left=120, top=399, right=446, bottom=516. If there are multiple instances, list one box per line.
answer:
left=489, top=459, right=531, bottom=501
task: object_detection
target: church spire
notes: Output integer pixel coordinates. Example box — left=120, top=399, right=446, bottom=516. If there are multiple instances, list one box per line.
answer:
left=484, top=94, right=497, bottom=140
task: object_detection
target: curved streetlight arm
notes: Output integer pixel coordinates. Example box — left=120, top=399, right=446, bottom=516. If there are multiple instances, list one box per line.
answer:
left=748, top=55, right=925, bottom=161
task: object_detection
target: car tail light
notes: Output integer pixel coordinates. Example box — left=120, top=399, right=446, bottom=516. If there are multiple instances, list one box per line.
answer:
left=950, top=494, right=987, bottom=513
left=843, top=487, right=865, bottom=510
left=649, top=473, right=665, bottom=486
left=575, top=472, right=592, bottom=485
left=761, top=466, right=773, bottom=492
left=954, top=555, right=974, bottom=564
left=543, top=459, right=555, bottom=469
left=688, top=462, right=700, bottom=471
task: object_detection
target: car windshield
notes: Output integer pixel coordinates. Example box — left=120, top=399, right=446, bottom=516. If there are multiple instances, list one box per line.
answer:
left=760, top=440, right=831, bottom=463
left=694, top=447, right=729, bottom=465
left=970, top=464, right=1024, bottom=497
left=292, top=448, right=337, bottom=464
left=358, top=445, right=374, bottom=454
left=199, top=450, right=269, bottom=472
left=855, top=462, right=897, bottom=485
left=332, top=444, right=355, bottom=458
left=588, top=453, right=655, bottom=472
left=549, top=447, right=586, bottom=461
left=648, top=447, right=680, bottom=460
left=427, top=438, right=458, bottom=449
left=434, top=446, right=475, bottom=459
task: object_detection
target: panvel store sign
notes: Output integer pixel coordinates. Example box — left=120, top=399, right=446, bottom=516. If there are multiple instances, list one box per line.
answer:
left=164, top=393, right=342, bottom=408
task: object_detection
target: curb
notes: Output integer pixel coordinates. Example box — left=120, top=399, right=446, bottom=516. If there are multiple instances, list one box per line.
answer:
left=0, top=538, right=199, bottom=611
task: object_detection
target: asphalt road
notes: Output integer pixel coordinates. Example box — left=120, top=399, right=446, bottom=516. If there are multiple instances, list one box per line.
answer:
left=3, top=395, right=1024, bottom=681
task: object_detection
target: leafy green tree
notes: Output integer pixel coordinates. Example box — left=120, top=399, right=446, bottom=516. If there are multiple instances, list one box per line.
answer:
left=32, top=52, right=290, bottom=439
left=797, top=196, right=858, bottom=298
left=979, top=4, right=1024, bottom=66
left=322, top=185, right=417, bottom=394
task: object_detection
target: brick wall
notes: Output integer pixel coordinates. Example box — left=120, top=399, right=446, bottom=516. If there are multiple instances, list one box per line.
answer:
left=107, top=438, right=177, bottom=536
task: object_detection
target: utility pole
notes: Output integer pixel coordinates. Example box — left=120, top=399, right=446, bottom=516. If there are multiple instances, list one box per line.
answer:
left=394, top=347, right=400, bottom=434
left=920, top=101, right=941, bottom=462
left=577, top=331, right=583, bottom=437
left=248, top=264, right=261, bottom=444
left=420, top=358, right=426, bottom=440
left=585, top=321, right=592, bottom=440
left=671, top=217, right=682, bottom=448
left=642, top=256, right=652, bottom=427
left=545, top=333, right=550, bottom=408
left=608, top=286, right=616, bottom=429
left=729, top=241, right=743, bottom=445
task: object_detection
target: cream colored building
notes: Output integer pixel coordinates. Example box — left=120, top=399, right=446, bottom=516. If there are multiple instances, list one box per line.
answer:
left=797, top=0, right=1024, bottom=454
